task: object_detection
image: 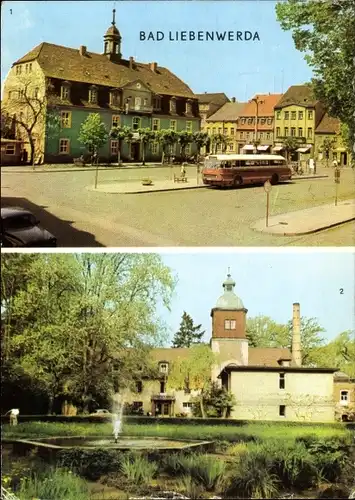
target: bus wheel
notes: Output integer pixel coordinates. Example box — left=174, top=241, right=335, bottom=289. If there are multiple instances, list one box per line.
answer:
left=271, top=174, right=279, bottom=185
left=234, top=176, right=243, bottom=187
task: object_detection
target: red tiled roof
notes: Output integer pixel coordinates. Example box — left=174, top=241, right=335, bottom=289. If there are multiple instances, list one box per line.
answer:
left=239, top=94, right=283, bottom=117
left=14, top=42, right=195, bottom=99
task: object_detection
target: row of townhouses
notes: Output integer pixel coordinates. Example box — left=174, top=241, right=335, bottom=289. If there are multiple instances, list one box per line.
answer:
left=0, top=11, right=351, bottom=166
left=199, top=90, right=350, bottom=166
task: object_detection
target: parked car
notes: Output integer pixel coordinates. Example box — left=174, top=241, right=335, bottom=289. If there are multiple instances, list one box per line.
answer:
left=89, top=409, right=112, bottom=417
left=1, top=207, right=57, bottom=247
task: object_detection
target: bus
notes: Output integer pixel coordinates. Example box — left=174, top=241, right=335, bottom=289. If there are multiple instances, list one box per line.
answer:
left=202, top=154, right=292, bottom=188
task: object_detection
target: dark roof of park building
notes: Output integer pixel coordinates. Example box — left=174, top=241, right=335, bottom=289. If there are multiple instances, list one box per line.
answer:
left=206, top=101, right=247, bottom=122
left=275, top=85, right=320, bottom=109
left=150, top=346, right=294, bottom=368
left=14, top=42, right=196, bottom=99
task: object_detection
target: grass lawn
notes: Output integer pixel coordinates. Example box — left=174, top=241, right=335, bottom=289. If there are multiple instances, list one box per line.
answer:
left=2, top=420, right=353, bottom=444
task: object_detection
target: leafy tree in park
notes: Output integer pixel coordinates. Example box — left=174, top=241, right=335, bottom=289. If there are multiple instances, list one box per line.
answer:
left=167, top=344, right=216, bottom=417
left=1, top=253, right=175, bottom=413
left=172, top=311, right=205, bottom=348
left=275, top=0, right=355, bottom=151
left=109, top=125, right=133, bottom=163
left=246, top=315, right=325, bottom=365
left=78, top=113, right=108, bottom=161
left=191, top=381, right=236, bottom=418
left=307, top=331, right=355, bottom=377
left=177, top=131, right=193, bottom=161
left=136, top=128, right=156, bottom=165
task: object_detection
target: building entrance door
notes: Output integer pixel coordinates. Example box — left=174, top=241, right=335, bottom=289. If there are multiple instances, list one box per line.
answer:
left=131, top=142, right=140, bottom=161
left=153, top=401, right=172, bottom=416
left=340, top=152, right=347, bottom=166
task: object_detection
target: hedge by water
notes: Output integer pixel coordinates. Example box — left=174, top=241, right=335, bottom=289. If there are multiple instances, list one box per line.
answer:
left=1, top=414, right=355, bottom=430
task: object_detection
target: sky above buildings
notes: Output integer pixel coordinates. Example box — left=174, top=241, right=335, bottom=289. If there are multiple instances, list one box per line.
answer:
left=156, top=250, right=354, bottom=346
left=1, top=0, right=313, bottom=99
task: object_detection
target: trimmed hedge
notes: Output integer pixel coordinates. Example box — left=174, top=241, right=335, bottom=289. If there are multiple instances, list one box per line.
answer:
left=1, top=414, right=354, bottom=429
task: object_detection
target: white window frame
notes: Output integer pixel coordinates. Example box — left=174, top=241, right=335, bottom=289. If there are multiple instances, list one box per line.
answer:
left=132, top=117, right=141, bottom=130
left=135, top=96, right=142, bottom=109
left=5, top=144, right=16, bottom=155
left=152, top=118, right=160, bottom=131
left=170, top=120, right=177, bottom=131
left=183, top=402, right=193, bottom=408
left=60, top=111, right=71, bottom=128
left=186, top=121, right=192, bottom=132
left=340, top=391, right=349, bottom=404
left=159, top=363, right=168, bottom=373
left=185, top=143, right=191, bottom=155
left=61, top=85, right=70, bottom=100
left=151, top=142, right=159, bottom=154
left=170, top=98, right=177, bottom=113
left=88, top=86, right=98, bottom=104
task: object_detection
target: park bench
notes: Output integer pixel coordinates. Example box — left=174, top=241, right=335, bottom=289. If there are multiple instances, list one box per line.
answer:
left=174, top=174, right=187, bottom=183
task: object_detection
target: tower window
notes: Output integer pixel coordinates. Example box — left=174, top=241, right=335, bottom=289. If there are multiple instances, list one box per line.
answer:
left=279, top=405, right=286, bottom=417
left=279, top=373, right=285, bottom=389
left=104, top=41, right=108, bottom=53
left=16, top=66, right=22, bottom=75
left=159, top=363, right=168, bottom=373
left=340, top=391, right=349, bottom=403
left=224, top=319, right=236, bottom=330
left=160, top=381, right=166, bottom=393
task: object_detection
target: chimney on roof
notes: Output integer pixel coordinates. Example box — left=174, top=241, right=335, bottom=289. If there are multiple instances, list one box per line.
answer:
left=79, top=45, right=87, bottom=56
left=150, top=62, right=158, bottom=73
left=231, top=97, right=236, bottom=103
left=129, top=56, right=134, bottom=69
left=291, top=303, right=302, bottom=367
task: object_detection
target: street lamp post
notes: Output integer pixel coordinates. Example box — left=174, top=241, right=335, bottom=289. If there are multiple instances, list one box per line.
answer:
left=250, top=96, right=264, bottom=152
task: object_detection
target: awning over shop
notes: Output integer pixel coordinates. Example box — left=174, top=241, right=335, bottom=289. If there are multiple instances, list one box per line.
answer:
left=242, top=145, right=254, bottom=151
left=257, top=145, right=271, bottom=151
left=296, top=146, right=311, bottom=153
left=272, top=146, right=284, bottom=152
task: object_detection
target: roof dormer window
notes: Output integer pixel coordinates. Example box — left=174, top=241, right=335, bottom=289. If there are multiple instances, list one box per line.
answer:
left=109, top=89, right=119, bottom=107
left=61, top=82, right=71, bottom=101
left=185, top=100, right=192, bottom=115
left=89, top=85, right=98, bottom=104
left=170, top=97, right=177, bottom=114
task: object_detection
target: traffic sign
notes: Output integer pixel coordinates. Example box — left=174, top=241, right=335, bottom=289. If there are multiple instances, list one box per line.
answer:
left=264, top=180, right=272, bottom=193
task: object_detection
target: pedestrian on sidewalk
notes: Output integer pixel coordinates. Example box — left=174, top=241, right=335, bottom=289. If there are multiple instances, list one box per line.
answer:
left=332, top=159, right=338, bottom=168
left=309, top=158, right=315, bottom=175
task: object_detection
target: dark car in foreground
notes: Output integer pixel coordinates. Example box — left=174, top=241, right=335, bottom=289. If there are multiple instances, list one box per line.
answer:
left=1, top=207, right=57, bottom=247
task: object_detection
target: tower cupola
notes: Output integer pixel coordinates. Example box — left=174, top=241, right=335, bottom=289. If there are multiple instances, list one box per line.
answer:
left=103, top=9, right=122, bottom=60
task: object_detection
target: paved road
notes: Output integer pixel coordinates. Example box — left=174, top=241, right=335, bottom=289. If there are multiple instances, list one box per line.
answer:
left=1, top=166, right=354, bottom=247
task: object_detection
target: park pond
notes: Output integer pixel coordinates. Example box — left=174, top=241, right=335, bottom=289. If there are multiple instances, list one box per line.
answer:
left=2, top=421, right=355, bottom=499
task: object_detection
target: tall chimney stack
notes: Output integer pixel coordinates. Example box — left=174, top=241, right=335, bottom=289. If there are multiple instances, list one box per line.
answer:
left=291, top=302, right=302, bottom=366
